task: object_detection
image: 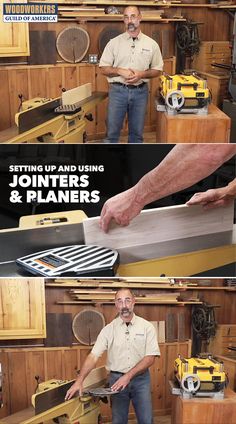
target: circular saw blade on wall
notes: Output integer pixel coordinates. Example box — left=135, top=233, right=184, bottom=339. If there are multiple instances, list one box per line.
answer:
left=72, top=309, right=105, bottom=345
left=56, top=26, right=90, bottom=63
left=99, top=26, right=122, bottom=55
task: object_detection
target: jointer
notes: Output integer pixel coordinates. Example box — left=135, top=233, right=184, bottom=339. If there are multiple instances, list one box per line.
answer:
left=0, top=204, right=235, bottom=277
left=15, top=367, right=108, bottom=424
left=2, top=83, right=107, bottom=144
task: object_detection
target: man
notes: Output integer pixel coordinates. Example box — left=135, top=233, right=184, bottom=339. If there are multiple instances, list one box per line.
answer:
left=99, top=6, right=163, bottom=143
left=65, top=288, right=159, bottom=424
left=99, top=144, right=236, bottom=232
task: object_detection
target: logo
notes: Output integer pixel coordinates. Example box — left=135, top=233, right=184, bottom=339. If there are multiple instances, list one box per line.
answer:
left=3, top=3, right=58, bottom=22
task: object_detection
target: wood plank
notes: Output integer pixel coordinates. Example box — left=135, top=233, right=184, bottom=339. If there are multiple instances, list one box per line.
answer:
left=62, top=83, right=92, bottom=105
left=83, top=204, right=234, bottom=251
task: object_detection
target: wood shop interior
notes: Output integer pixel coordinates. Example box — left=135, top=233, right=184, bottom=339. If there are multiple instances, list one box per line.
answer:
left=0, top=277, right=236, bottom=424
left=0, top=0, right=235, bottom=143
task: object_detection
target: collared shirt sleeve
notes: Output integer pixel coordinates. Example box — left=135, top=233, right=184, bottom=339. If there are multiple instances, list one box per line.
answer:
left=91, top=326, right=109, bottom=358
left=150, top=42, right=164, bottom=71
left=145, top=322, right=160, bottom=356
left=99, top=40, right=114, bottom=67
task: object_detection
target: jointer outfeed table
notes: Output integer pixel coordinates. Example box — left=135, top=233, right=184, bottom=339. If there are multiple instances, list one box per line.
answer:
left=0, top=204, right=235, bottom=277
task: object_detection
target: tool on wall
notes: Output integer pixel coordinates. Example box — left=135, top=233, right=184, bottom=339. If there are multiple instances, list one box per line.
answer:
left=191, top=302, right=219, bottom=356
left=176, top=20, right=202, bottom=73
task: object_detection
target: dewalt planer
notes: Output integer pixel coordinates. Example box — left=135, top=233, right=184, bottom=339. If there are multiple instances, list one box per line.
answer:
left=157, top=73, right=211, bottom=115
left=171, top=354, right=227, bottom=399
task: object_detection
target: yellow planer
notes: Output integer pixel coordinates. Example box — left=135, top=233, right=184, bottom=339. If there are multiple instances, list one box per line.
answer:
left=172, top=354, right=227, bottom=399
left=158, top=73, right=211, bottom=115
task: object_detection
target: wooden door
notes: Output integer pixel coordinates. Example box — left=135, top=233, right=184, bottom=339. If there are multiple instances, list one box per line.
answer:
left=0, top=279, right=46, bottom=339
left=0, top=0, right=29, bottom=57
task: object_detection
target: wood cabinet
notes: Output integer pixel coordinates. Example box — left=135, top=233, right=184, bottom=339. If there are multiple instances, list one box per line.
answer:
left=172, top=388, right=236, bottom=424
left=0, top=279, right=46, bottom=340
left=0, top=0, right=29, bottom=57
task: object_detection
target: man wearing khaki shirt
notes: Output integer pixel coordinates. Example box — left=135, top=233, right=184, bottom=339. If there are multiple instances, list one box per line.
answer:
left=65, top=288, right=160, bottom=424
left=99, top=6, right=163, bottom=143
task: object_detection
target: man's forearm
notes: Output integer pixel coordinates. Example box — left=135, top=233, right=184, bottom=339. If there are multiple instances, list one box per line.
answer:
left=100, top=66, right=121, bottom=77
left=132, top=144, right=236, bottom=208
left=125, top=355, right=155, bottom=380
left=141, top=69, right=161, bottom=79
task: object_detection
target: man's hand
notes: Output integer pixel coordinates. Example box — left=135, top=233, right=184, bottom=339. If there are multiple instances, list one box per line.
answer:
left=186, top=186, right=235, bottom=210
left=65, top=380, right=83, bottom=400
left=125, top=69, right=144, bottom=84
left=118, top=67, right=135, bottom=79
left=99, top=187, right=144, bottom=232
left=111, top=374, right=131, bottom=391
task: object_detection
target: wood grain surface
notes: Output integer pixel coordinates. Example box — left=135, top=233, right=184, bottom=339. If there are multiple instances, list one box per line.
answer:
left=83, top=204, right=234, bottom=250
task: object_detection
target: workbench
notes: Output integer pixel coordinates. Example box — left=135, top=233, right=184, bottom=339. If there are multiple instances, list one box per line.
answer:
left=156, top=104, right=231, bottom=143
left=171, top=388, right=236, bottom=424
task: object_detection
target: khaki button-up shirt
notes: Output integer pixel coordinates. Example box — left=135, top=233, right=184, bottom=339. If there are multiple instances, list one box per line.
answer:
left=99, top=31, right=163, bottom=84
left=91, top=314, right=160, bottom=373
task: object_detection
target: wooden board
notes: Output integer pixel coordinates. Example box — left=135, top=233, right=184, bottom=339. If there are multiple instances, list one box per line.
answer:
left=28, top=31, right=57, bottom=65
left=83, top=204, right=234, bottom=251
left=44, top=313, right=73, bottom=347
left=62, top=83, right=92, bottom=105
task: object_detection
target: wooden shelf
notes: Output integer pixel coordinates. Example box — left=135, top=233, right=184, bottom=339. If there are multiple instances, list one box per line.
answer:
left=58, top=12, right=185, bottom=21
left=56, top=300, right=202, bottom=305
left=46, top=282, right=236, bottom=291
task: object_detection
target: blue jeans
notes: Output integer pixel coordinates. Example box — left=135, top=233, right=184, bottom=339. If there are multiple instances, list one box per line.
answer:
left=109, top=370, right=153, bottom=424
left=105, top=83, right=149, bottom=143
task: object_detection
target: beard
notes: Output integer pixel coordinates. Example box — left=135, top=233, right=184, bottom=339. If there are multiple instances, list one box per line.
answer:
left=127, top=23, right=136, bottom=32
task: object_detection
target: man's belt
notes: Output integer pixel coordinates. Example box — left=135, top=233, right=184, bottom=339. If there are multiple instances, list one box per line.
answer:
left=110, top=82, right=146, bottom=89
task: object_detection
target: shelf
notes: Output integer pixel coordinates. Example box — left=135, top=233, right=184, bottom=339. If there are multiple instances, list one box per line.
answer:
left=46, top=282, right=191, bottom=289
left=56, top=300, right=202, bottom=305
left=46, top=282, right=236, bottom=291
left=58, top=12, right=185, bottom=21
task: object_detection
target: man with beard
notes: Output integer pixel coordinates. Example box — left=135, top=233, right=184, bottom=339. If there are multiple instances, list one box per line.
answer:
left=65, top=288, right=160, bottom=424
left=99, top=6, right=163, bottom=143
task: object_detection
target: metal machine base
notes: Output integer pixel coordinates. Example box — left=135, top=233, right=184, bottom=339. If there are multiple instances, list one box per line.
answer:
left=155, top=98, right=208, bottom=115
left=169, top=380, right=225, bottom=400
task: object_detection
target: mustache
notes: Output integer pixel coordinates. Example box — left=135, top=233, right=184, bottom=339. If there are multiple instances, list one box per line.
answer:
left=127, top=23, right=136, bottom=31
left=121, top=307, right=131, bottom=314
